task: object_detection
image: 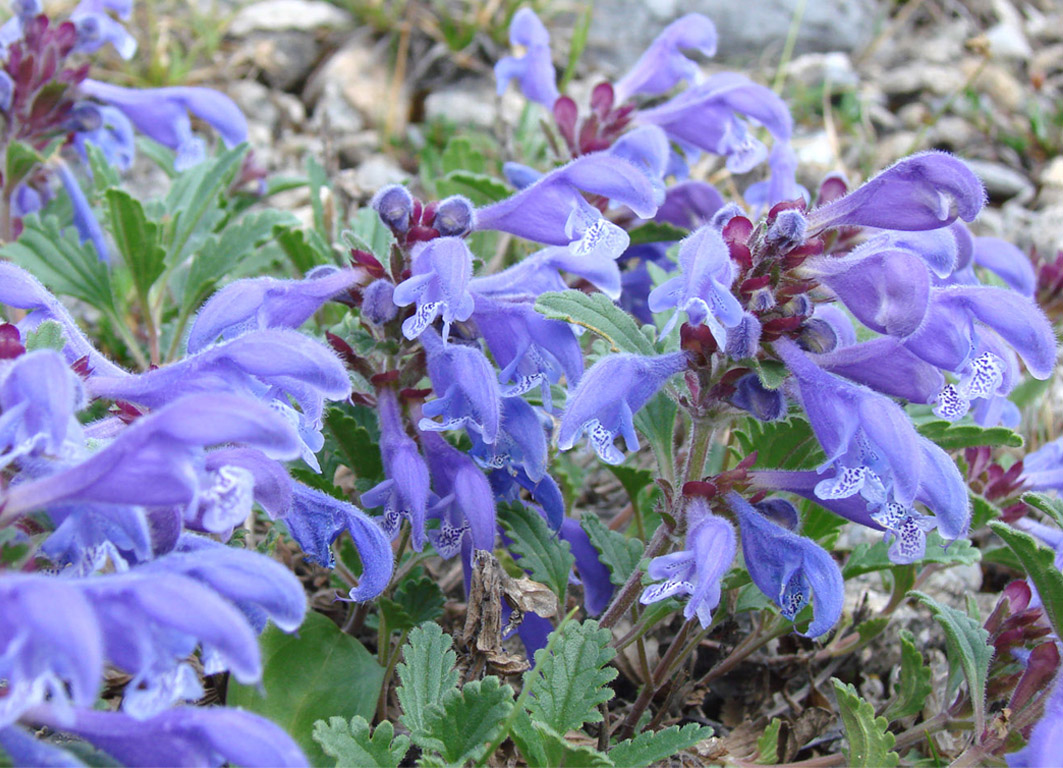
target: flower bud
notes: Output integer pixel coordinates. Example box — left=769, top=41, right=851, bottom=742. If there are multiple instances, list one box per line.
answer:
left=371, top=184, right=414, bottom=234
left=797, top=318, right=839, bottom=354
left=361, top=279, right=397, bottom=325
left=725, top=313, right=762, bottom=360
left=433, top=195, right=475, bottom=238
left=732, top=373, right=786, bottom=421
left=765, top=209, right=808, bottom=251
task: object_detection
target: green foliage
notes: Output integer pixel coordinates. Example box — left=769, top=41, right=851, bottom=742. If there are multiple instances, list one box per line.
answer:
left=580, top=512, right=643, bottom=586
left=24, top=320, right=65, bottom=352
left=418, top=677, right=515, bottom=764
left=885, top=629, right=933, bottom=721
left=989, top=521, right=1063, bottom=641
left=163, top=144, right=247, bottom=266
left=535, top=290, right=656, bottom=356
left=227, top=611, right=384, bottom=765
left=312, top=716, right=410, bottom=768
left=756, top=719, right=783, bottom=764
left=911, top=591, right=993, bottom=733
left=499, top=502, right=575, bottom=600
left=395, top=622, right=460, bottom=742
left=915, top=419, right=1023, bottom=450
left=525, top=620, right=618, bottom=735
left=610, top=723, right=713, bottom=767
left=512, top=716, right=615, bottom=768
left=842, top=532, right=980, bottom=578
left=378, top=573, right=446, bottom=633
left=626, top=221, right=688, bottom=246
left=733, top=416, right=825, bottom=471
left=831, top=679, right=900, bottom=767
left=1022, top=492, right=1063, bottom=529
left=344, top=208, right=396, bottom=264
left=325, top=409, right=384, bottom=482
left=5, top=140, right=46, bottom=192
left=633, top=390, right=678, bottom=474
left=104, top=189, right=165, bottom=301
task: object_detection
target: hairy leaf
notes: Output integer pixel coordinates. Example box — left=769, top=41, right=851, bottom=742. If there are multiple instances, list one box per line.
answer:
left=525, top=620, right=618, bottom=735
left=24, top=320, right=65, bottom=352
left=610, top=723, right=713, bottom=768
left=419, top=676, right=514, bottom=764
left=535, top=290, right=655, bottom=356
left=513, top=717, right=614, bottom=768
left=164, top=144, right=246, bottom=265
left=842, top=532, right=980, bottom=578
left=989, top=522, right=1063, bottom=642
left=915, top=419, right=1022, bottom=450
left=395, top=622, right=459, bottom=742
left=911, top=591, right=993, bottom=733
left=1022, top=492, right=1063, bottom=530
left=325, top=410, right=384, bottom=482
left=626, top=221, right=688, bottom=246
left=227, top=611, right=384, bottom=765
left=733, top=417, right=825, bottom=471
left=831, top=679, right=899, bottom=767
left=312, top=716, right=409, bottom=768
left=378, top=574, right=446, bottom=633
left=884, top=629, right=933, bottom=721
left=580, top=513, right=642, bottom=587
left=500, top=502, right=575, bottom=600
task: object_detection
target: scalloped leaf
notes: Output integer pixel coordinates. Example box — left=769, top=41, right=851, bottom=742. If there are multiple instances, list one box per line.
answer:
left=831, top=679, right=899, bottom=767
left=884, top=629, right=933, bottom=721
left=580, top=512, right=643, bottom=587
left=535, top=290, right=655, bottom=356
left=419, top=676, right=515, bottom=764
left=610, top=723, right=713, bottom=768
left=312, top=716, right=409, bottom=768
left=989, top=521, right=1063, bottom=642
left=915, top=419, right=1022, bottom=450
left=500, top=502, right=575, bottom=600
left=395, top=622, right=459, bottom=742
left=525, top=620, right=618, bottom=735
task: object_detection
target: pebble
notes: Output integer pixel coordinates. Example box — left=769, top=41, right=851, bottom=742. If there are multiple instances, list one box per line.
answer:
left=964, top=158, right=1034, bottom=202
left=353, top=156, right=409, bottom=196
left=228, top=0, right=352, bottom=36
left=785, top=52, right=859, bottom=89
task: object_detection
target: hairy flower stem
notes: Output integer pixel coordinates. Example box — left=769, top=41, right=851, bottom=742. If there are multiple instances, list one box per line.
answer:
left=376, top=628, right=410, bottom=723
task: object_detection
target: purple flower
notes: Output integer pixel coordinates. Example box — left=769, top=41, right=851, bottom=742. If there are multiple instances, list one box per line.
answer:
left=360, top=389, right=431, bottom=550
left=745, top=143, right=808, bottom=209
left=187, top=267, right=359, bottom=353
left=0, top=393, right=300, bottom=525
left=371, top=184, right=414, bottom=233
left=812, top=337, right=945, bottom=404
left=806, top=152, right=985, bottom=233
left=494, top=8, right=558, bottom=108
left=70, top=0, right=136, bottom=59
left=558, top=352, right=687, bottom=464
left=471, top=241, right=626, bottom=300
left=639, top=498, right=735, bottom=628
left=420, top=330, right=501, bottom=444
left=420, top=430, right=497, bottom=558
left=72, top=102, right=135, bottom=170
left=647, top=224, right=743, bottom=343
left=475, top=152, right=658, bottom=253
left=731, top=373, right=786, bottom=421
left=361, top=278, right=398, bottom=325
left=775, top=338, right=969, bottom=562
left=636, top=73, right=792, bottom=174
left=729, top=492, right=843, bottom=638
left=613, top=14, right=717, bottom=103
left=0, top=349, right=85, bottom=468
left=1020, top=437, right=1063, bottom=493
left=564, top=517, right=614, bottom=615
left=470, top=395, right=549, bottom=485
left=280, top=481, right=394, bottom=601
left=21, top=706, right=307, bottom=767
left=471, top=293, right=582, bottom=410
left=56, top=161, right=109, bottom=262
left=971, top=236, right=1036, bottom=297
left=0, top=262, right=127, bottom=377
left=86, top=328, right=350, bottom=471
left=79, top=79, right=248, bottom=170
left=393, top=237, right=475, bottom=341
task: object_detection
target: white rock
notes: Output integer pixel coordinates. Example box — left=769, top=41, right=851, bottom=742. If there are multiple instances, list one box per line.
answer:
left=354, top=156, right=409, bottom=196
left=964, top=158, right=1034, bottom=202
left=786, top=52, right=858, bottom=89
left=229, top=0, right=352, bottom=36
left=986, top=21, right=1032, bottom=61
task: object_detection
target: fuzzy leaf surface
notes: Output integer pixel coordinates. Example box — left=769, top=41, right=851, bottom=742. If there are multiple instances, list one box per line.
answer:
left=831, top=679, right=899, bottom=767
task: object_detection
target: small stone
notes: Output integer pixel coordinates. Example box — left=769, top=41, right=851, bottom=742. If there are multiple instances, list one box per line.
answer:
left=985, top=20, right=1032, bottom=61
left=897, top=102, right=929, bottom=131
left=968, top=62, right=1026, bottom=112
left=354, top=156, right=409, bottom=197
left=927, top=117, right=977, bottom=152
left=229, top=0, right=352, bottom=36
left=1041, top=157, right=1063, bottom=191
left=785, top=52, right=858, bottom=89
left=964, top=158, right=1034, bottom=202
left=246, top=31, right=321, bottom=92
left=880, top=63, right=965, bottom=98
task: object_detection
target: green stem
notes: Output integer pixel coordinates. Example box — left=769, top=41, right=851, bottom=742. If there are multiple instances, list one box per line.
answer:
left=376, top=628, right=409, bottom=723
left=106, top=308, right=150, bottom=371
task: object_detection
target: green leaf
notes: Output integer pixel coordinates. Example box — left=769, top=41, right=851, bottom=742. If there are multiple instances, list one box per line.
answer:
left=395, top=622, right=460, bottom=742
left=756, top=719, right=783, bottom=764
left=275, top=225, right=333, bottom=273
left=164, top=144, right=247, bottom=265
left=610, top=723, right=713, bottom=768
left=344, top=209, right=396, bottom=264
left=626, top=221, right=688, bottom=246
left=580, top=513, right=643, bottom=587
left=989, top=521, right=1063, bottom=641
left=312, top=716, right=410, bottom=768
left=911, top=591, right=993, bottom=733
left=633, top=390, right=677, bottom=474
left=884, top=629, right=933, bottom=721
left=915, top=419, right=1022, bottom=450
left=560, top=2, right=593, bottom=90
left=755, top=359, right=789, bottom=389
left=831, top=679, right=899, bottom=767
left=733, top=416, right=825, bottom=471
left=24, top=320, right=65, bottom=352
left=419, top=676, right=514, bottom=764
left=307, top=156, right=330, bottom=239
left=440, top=136, right=486, bottom=175
left=85, top=142, right=123, bottom=192
left=525, top=620, right=618, bottom=735
left=512, top=713, right=615, bottom=768
left=971, top=492, right=1002, bottom=528
left=842, top=532, right=980, bottom=579
left=5, top=140, right=44, bottom=192
left=105, top=189, right=165, bottom=299
left=2, top=214, right=115, bottom=310
left=606, top=466, right=653, bottom=513
left=226, top=611, right=385, bottom=766
left=499, top=502, right=575, bottom=601
left=439, top=170, right=511, bottom=204
left=325, top=410, right=383, bottom=482
left=535, top=290, right=655, bottom=356
left=1021, top=492, right=1063, bottom=530
left=378, top=574, right=446, bottom=633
